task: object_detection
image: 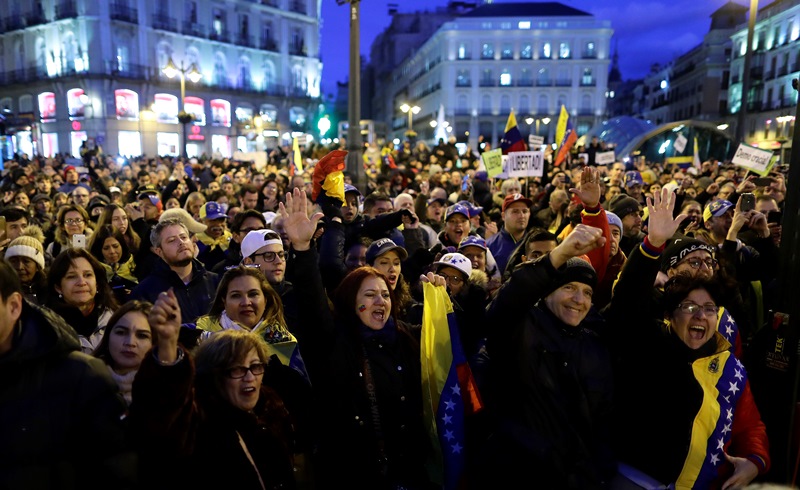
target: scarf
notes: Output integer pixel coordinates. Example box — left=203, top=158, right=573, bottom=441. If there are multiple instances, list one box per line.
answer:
left=196, top=230, right=233, bottom=251
left=108, top=366, right=137, bottom=406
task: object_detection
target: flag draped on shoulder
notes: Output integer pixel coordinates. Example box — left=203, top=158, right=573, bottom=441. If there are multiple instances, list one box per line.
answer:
left=554, top=117, right=577, bottom=167
left=421, top=281, right=483, bottom=490
left=499, top=110, right=527, bottom=155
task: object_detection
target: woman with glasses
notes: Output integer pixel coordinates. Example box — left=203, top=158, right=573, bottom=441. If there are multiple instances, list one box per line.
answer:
left=46, top=204, right=93, bottom=257
left=95, top=203, right=141, bottom=255
left=129, top=289, right=296, bottom=490
left=93, top=300, right=155, bottom=406
left=47, top=248, right=119, bottom=353
left=605, top=189, right=769, bottom=489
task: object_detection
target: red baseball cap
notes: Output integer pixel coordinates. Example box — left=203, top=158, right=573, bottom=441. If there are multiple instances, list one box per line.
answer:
left=502, top=193, right=532, bottom=212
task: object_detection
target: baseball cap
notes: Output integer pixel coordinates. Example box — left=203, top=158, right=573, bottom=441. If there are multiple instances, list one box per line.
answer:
left=703, top=199, right=733, bottom=222
left=457, top=200, right=483, bottom=218
left=241, top=229, right=283, bottom=259
left=366, top=238, right=408, bottom=265
left=433, top=252, right=472, bottom=280
left=344, top=184, right=361, bottom=196
left=136, top=184, right=160, bottom=199
left=473, top=171, right=488, bottom=183
left=502, top=193, right=533, bottom=213
left=624, top=171, right=644, bottom=188
left=427, top=196, right=447, bottom=206
left=458, top=235, right=487, bottom=251
left=199, top=201, right=227, bottom=221
left=32, top=193, right=51, bottom=203
left=109, top=186, right=122, bottom=195
left=445, top=204, right=470, bottom=221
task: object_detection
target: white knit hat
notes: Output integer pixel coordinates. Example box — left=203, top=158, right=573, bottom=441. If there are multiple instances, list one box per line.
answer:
left=5, top=235, right=46, bottom=270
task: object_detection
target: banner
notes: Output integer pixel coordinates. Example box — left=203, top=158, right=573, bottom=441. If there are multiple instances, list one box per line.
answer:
left=595, top=151, right=615, bottom=165
left=507, top=151, right=544, bottom=177
left=731, top=143, right=775, bottom=176
left=528, top=134, right=544, bottom=147
left=481, top=149, right=504, bottom=178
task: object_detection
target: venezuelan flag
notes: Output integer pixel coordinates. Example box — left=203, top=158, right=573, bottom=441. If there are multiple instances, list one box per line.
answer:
left=555, top=104, right=569, bottom=149
left=554, top=118, right=578, bottom=167
left=499, top=110, right=527, bottom=155
left=289, top=137, right=304, bottom=176
left=421, top=282, right=483, bottom=490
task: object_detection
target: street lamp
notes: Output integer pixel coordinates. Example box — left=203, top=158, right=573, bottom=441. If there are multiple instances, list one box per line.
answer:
left=400, top=103, right=421, bottom=131
left=162, top=57, right=202, bottom=159
left=525, top=116, right=551, bottom=138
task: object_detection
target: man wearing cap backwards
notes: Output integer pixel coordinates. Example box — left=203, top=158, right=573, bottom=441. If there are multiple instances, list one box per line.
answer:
left=126, top=184, right=164, bottom=279
left=487, top=193, right=532, bottom=274
left=195, top=201, right=233, bottom=270
left=477, top=223, right=614, bottom=488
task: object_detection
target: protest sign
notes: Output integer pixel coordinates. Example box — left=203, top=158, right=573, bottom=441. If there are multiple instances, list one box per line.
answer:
left=508, top=151, right=544, bottom=177
left=595, top=151, right=615, bottom=165
left=481, top=149, right=504, bottom=178
left=731, top=143, right=775, bottom=176
left=673, top=134, right=688, bottom=153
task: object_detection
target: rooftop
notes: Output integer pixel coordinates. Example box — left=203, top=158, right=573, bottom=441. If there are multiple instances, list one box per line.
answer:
left=460, top=2, right=592, bottom=18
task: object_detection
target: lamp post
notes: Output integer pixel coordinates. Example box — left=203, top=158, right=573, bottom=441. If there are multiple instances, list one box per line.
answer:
left=400, top=103, right=421, bottom=132
left=525, top=116, right=551, bottom=140
left=163, top=57, right=202, bottom=159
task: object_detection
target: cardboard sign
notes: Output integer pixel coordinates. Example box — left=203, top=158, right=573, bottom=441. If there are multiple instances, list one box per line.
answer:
left=673, top=133, right=688, bottom=153
left=481, top=149, right=504, bottom=178
left=528, top=134, right=544, bottom=147
left=732, top=143, right=775, bottom=176
left=595, top=151, right=615, bottom=165
left=508, top=151, right=544, bottom=177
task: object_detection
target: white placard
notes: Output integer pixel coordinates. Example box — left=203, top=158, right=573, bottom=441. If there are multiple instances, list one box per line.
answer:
left=508, top=151, right=544, bottom=177
left=731, top=143, right=774, bottom=174
left=673, top=133, right=688, bottom=153
left=528, top=134, right=544, bottom=147
left=495, top=155, right=509, bottom=180
left=595, top=151, right=616, bottom=165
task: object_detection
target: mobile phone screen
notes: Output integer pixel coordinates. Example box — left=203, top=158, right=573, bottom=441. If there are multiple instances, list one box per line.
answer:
left=72, top=234, right=86, bottom=249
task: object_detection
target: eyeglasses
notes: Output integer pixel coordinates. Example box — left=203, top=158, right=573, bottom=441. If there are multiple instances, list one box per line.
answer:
left=225, top=362, right=266, bottom=379
left=675, top=303, right=718, bottom=317
left=252, top=250, right=286, bottom=263
left=439, top=273, right=464, bottom=286
left=680, top=258, right=718, bottom=270
left=64, top=218, right=85, bottom=225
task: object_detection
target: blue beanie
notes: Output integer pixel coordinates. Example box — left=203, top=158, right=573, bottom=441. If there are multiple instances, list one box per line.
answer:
left=606, top=212, right=622, bottom=232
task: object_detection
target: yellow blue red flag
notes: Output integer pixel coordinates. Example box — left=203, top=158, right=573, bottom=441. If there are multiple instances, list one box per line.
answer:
left=421, top=281, right=483, bottom=490
left=555, top=118, right=578, bottom=167
left=555, top=105, right=569, bottom=149
left=499, top=110, right=527, bottom=155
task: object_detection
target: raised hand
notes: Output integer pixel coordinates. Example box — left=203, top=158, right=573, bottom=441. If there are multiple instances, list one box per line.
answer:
left=646, top=188, right=686, bottom=248
left=736, top=176, right=756, bottom=194
left=419, top=271, right=447, bottom=288
left=570, top=166, right=601, bottom=208
left=549, top=224, right=606, bottom=269
left=149, top=288, right=182, bottom=363
left=278, top=187, right=323, bottom=252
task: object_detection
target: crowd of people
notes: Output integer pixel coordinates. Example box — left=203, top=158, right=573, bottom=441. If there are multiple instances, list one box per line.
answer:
left=0, top=136, right=792, bottom=489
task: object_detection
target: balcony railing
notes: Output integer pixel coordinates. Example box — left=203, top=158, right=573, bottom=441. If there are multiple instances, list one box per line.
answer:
left=578, top=108, right=594, bottom=116
left=555, top=79, right=572, bottom=87
left=209, top=30, right=230, bottom=43
left=261, top=0, right=280, bottom=6
left=289, top=0, right=306, bottom=14
left=182, top=22, right=206, bottom=38
left=26, top=12, right=48, bottom=27
left=109, top=62, right=152, bottom=80
left=536, top=79, right=553, bottom=87
left=778, top=65, right=788, bottom=76
left=455, top=80, right=471, bottom=87
left=110, top=3, right=138, bottom=23
left=235, top=34, right=254, bottom=48
left=764, top=70, right=775, bottom=80
left=261, top=37, right=278, bottom=51
left=480, top=109, right=494, bottom=116
left=750, top=66, right=763, bottom=79
left=517, top=79, right=533, bottom=87
left=581, top=51, right=597, bottom=59
left=4, top=16, right=24, bottom=31
left=55, top=1, right=78, bottom=19
left=479, top=79, right=495, bottom=87
left=580, top=79, right=596, bottom=87
left=152, top=14, right=177, bottom=32
left=454, top=108, right=471, bottom=116
left=289, top=44, right=306, bottom=56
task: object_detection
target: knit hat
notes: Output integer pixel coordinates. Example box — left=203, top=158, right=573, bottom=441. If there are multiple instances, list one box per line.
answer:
left=5, top=235, right=45, bottom=270
left=606, top=212, right=622, bottom=232
left=546, top=257, right=597, bottom=296
left=661, top=238, right=717, bottom=272
left=609, top=194, right=642, bottom=219
left=695, top=176, right=713, bottom=191
left=63, top=165, right=77, bottom=179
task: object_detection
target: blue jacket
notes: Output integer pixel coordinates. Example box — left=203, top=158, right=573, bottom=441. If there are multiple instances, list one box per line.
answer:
left=130, top=258, right=219, bottom=323
left=486, top=228, right=521, bottom=275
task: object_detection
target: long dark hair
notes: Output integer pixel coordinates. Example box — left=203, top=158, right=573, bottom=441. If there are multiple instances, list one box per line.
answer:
left=88, top=224, right=132, bottom=265
left=207, top=266, right=286, bottom=329
left=93, top=300, right=155, bottom=367
left=48, top=248, right=119, bottom=312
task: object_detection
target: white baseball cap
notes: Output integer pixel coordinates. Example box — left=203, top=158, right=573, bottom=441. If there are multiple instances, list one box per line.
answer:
left=433, top=252, right=472, bottom=280
left=241, top=229, right=283, bottom=260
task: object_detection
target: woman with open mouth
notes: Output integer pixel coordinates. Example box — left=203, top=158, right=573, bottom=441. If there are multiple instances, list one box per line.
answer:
left=280, top=188, right=442, bottom=489
left=129, top=289, right=296, bottom=490
left=605, top=189, right=769, bottom=489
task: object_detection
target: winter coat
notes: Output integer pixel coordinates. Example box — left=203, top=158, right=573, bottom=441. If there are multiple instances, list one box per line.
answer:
left=0, top=301, right=136, bottom=489
left=478, top=256, right=616, bottom=489
left=604, top=243, right=770, bottom=487
left=50, top=302, right=114, bottom=354
left=130, top=258, right=219, bottom=324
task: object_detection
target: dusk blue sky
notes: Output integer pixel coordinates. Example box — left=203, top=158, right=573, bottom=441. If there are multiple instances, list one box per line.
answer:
left=319, top=0, right=739, bottom=97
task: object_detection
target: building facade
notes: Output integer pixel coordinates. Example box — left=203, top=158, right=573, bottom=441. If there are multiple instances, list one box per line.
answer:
left=728, top=0, right=799, bottom=164
left=0, top=0, right=322, bottom=160
left=376, top=2, right=612, bottom=151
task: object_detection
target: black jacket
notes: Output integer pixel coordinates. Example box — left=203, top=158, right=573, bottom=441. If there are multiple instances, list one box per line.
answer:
left=0, top=301, right=136, bottom=489
left=130, top=258, right=219, bottom=323
left=479, top=256, right=615, bottom=489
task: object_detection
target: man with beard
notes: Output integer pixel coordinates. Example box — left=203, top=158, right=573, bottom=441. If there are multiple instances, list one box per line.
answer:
left=130, top=218, right=219, bottom=323
left=196, top=201, right=233, bottom=270
left=609, top=193, right=644, bottom=256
